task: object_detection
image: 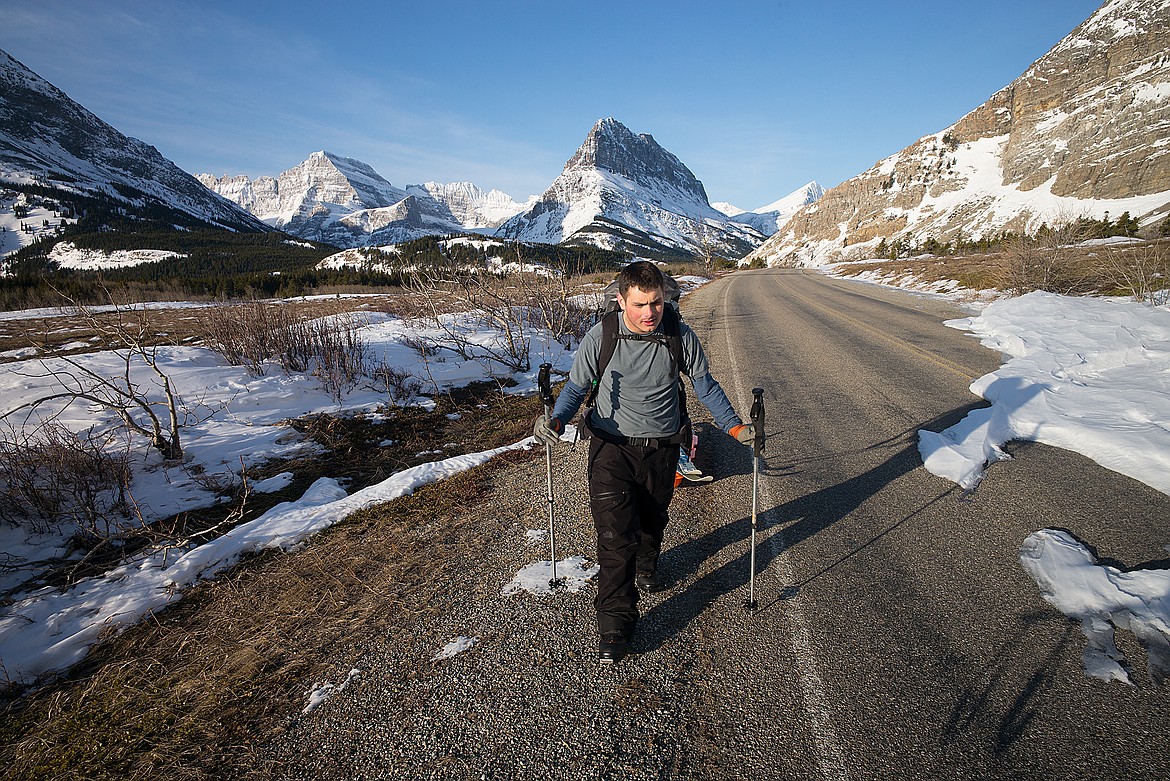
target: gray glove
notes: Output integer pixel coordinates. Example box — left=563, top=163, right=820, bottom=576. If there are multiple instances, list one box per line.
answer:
left=534, top=415, right=564, bottom=446
left=730, top=423, right=755, bottom=444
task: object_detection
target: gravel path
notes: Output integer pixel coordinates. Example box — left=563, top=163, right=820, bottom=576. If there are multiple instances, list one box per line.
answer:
left=265, top=420, right=773, bottom=779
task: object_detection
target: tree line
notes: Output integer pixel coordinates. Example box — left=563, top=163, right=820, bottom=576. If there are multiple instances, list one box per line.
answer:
left=873, top=211, right=1162, bottom=260
left=0, top=213, right=634, bottom=309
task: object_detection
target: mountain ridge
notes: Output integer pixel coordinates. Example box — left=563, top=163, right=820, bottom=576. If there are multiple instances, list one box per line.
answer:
left=0, top=48, right=267, bottom=238
left=749, top=0, right=1170, bottom=266
left=716, top=181, right=825, bottom=236
left=199, top=152, right=529, bottom=248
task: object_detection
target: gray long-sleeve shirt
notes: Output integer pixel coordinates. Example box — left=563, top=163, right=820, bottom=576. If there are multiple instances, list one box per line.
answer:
left=550, top=314, right=742, bottom=439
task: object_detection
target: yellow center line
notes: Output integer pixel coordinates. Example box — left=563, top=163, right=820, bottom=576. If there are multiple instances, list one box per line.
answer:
left=774, top=274, right=984, bottom=383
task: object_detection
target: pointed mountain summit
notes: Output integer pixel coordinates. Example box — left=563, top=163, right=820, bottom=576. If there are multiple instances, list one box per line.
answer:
left=497, top=118, right=764, bottom=258
left=751, top=0, right=1170, bottom=266
left=0, top=48, right=265, bottom=233
left=200, top=153, right=527, bottom=247
left=565, top=118, right=710, bottom=203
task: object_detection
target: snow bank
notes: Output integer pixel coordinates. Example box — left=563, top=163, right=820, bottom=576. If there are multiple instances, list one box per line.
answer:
left=919, top=291, right=1170, bottom=494
left=1020, top=529, right=1170, bottom=685
left=0, top=439, right=536, bottom=686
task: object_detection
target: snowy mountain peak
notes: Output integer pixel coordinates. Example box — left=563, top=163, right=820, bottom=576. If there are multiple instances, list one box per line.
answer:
left=718, top=182, right=825, bottom=237
left=306, top=151, right=404, bottom=205
left=497, top=118, right=764, bottom=258
left=563, top=117, right=710, bottom=204
left=754, top=181, right=824, bottom=215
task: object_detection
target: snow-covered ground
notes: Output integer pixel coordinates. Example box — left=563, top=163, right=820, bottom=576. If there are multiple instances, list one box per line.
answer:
left=47, top=241, right=186, bottom=271
left=918, top=289, right=1170, bottom=685
left=0, top=272, right=1167, bottom=689
left=0, top=191, right=74, bottom=259
left=918, top=291, right=1170, bottom=495
left=0, top=301, right=576, bottom=686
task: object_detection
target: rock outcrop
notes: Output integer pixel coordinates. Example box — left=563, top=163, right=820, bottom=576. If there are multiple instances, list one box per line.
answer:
left=751, top=0, right=1170, bottom=266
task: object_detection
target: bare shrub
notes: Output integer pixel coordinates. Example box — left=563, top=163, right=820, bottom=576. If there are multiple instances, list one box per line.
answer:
left=404, top=270, right=532, bottom=373
left=1100, top=240, right=1170, bottom=306
left=201, top=300, right=295, bottom=376
left=994, top=221, right=1098, bottom=296
left=202, top=302, right=370, bottom=400
left=5, top=292, right=186, bottom=460
left=368, top=359, right=424, bottom=403
left=517, top=269, right=594, bottom=347
left=400, top=251, right=595, bottom=374
left=301, top=316, right=370, bottom=402
left=0, top=422, right=132, bottom=536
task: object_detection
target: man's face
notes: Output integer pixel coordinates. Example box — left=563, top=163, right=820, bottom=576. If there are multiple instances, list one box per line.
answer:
left=617, top=285, right=665, bottom=335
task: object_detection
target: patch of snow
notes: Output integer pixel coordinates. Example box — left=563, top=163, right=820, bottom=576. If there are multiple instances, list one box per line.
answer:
left=501, top=556, right=600, bottom=596
left=919, top=291, right=1170, bottom=495
left=1020, top=529, right=1169, bottom=684
left=433, top=636, right=480, bottom=661
left=303, top=667, right=362, bottom=714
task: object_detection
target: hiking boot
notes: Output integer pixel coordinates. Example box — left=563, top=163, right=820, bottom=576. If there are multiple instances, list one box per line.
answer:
left=598, top=633, right=630, bottom=664
left=636, top=572, right=666, bottom=593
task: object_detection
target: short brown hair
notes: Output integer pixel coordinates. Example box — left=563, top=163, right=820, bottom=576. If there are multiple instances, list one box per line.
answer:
left=617, top=260, right=665, bottom=296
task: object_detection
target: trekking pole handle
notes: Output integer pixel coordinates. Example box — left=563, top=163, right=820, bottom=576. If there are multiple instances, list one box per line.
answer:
left=750, top=387, right=766, bottom=457
left=538, top=363, right=554, bottom=410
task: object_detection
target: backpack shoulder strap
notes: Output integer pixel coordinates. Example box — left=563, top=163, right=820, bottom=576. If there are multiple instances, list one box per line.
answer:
left=597, top=309, right=621, bottom=381
left=584, top=310, right=622, bottom=407
left=659, top=305, right=685, bottom=378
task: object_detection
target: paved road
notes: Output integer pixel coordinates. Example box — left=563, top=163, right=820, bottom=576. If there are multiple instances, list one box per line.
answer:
left=679, top=268, right=1170, bottom=780
left=268, top=269, right=1170, bottom=780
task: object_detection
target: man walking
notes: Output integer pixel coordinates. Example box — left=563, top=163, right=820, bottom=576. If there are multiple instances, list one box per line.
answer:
left=534, top=261, right=754, bottom=663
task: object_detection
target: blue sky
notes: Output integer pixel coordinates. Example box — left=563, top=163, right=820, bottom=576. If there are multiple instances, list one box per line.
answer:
left=2, top=0, right=1103, bottom=210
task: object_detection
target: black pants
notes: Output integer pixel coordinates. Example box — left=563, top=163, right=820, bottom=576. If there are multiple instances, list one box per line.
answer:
left=587, top=436, right=676, bottom=638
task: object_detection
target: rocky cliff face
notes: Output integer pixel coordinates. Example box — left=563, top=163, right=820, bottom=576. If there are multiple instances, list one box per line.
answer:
left=751, top=0, right=1170, bottom=266
left=407, top=181, right=528, bottom=228
left=497, top=118, right=765, bottom=258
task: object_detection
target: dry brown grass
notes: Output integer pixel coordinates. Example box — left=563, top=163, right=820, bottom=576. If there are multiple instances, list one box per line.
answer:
left=834, top=254, right=1006, bottom=292
left=0, top=391, right=543, bottom=781
left=832, top=237, right=1170, bottom=301
left=0, top=295, right=404, bottom=364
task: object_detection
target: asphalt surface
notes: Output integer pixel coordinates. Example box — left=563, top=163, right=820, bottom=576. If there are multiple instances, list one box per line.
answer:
left=266, top=269, right=1170, bottom=780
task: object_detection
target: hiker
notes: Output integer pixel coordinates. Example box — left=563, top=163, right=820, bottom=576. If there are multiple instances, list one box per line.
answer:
left=598, top=272, right=708, bottom=484
left=534, top=260, right=754, bottom=663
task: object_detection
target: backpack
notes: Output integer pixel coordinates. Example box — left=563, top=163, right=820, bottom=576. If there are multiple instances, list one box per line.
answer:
left=594, top=273, right=682, bottom=321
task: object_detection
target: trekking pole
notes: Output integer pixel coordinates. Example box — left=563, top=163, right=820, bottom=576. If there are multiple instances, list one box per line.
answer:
left=538, top=363, right=562, bottom=589
left=746, top=387, right=766, bottom=612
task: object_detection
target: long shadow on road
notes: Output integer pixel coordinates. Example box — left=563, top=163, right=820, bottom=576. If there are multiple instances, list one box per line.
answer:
left=640, top=403, right=986, bottom=652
